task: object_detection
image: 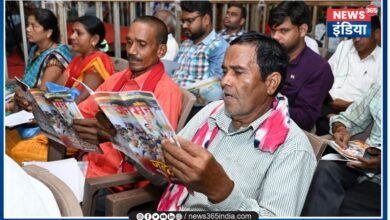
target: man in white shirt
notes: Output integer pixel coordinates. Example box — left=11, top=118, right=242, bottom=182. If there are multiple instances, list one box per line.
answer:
left=305, top=35, right=319, bottom=54
left=316, top=16, right=381, bottom=135
left=154, top=9, right=179, bottom=61
left=5, top=155, right=61, bottom=217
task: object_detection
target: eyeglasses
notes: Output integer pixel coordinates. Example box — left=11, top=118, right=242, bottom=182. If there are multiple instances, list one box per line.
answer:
left=181, top=14, right=203, bottom=25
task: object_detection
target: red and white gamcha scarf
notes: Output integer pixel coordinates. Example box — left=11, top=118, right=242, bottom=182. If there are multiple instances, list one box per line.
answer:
left=158, top=94, right=290, bottom=211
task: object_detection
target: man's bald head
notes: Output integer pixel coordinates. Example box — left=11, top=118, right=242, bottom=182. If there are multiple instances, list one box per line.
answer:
left=154, top=9, right=176, bottom=35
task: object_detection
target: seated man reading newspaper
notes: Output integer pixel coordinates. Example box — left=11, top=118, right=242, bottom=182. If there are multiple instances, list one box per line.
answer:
left=302, top=84, right=381, bottom=216
left=71, top=16, right=182, bottom=215
left=73, top=15, right=182, bottom=178
left=97, top=33, right=317, bottom=216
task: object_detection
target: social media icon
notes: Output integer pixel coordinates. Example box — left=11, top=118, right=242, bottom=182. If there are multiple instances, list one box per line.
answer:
left=136, top=213, right=144, bottom=220
left=160, top=213, right=167, bottom=220
left=176, top=213, right=183, bottom=220
left=152, top=213, right=160, bottom=220
left=167, top=213, right=175, bottom=220
left=144, top=213, right=152, bottom=220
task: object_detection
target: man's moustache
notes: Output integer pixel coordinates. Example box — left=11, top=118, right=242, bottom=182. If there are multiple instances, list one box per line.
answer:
left=127, top=55, right=143, bottom=62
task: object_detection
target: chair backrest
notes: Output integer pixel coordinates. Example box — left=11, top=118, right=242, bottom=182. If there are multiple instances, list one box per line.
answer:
left=23, top=165, right=83, bottom=217
left=110, top=57, right=129, bottom=72
left=303, top=130, right=328, bottom=161
left=176, top=88, right=196, bottom=133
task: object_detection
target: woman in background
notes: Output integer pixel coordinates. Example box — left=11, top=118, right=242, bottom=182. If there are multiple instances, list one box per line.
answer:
left=60, top=15, right=114, bottom=103
left=22, top=8, right=73, bottom=89
left=7, top=16, right=114, bottom=163
left=6, top=8, right=72, bottom=112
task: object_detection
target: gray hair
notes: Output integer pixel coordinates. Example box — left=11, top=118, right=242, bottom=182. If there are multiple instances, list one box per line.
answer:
left=154, top=8, right=176, bottom=35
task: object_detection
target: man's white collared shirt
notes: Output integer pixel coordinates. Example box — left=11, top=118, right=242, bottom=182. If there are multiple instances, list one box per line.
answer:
left=328, top=39, right=381, bottom=102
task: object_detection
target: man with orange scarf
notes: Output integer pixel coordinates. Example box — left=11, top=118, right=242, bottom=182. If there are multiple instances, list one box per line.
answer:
left=72, top=16, right=182, bottom=190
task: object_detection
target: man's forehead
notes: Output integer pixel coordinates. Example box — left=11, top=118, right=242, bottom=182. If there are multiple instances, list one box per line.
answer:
left=127, top=22, right=155, bottom=40
left=225, top=45, right=256, bottom=65
left=271, top=17, right=295, bottom=29
left=181, top=10, right=200, bottom=18
left=228, top=6, right=241, bottom=14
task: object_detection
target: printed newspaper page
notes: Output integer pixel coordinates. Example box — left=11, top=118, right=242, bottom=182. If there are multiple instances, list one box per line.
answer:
left=94, top=91, right=178, bottom=183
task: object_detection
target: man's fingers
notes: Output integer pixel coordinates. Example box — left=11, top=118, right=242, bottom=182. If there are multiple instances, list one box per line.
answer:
left=95, top=111, right=115, bottom=130
left=73, top=123, right=98, bottom=134
left=178, top=136, right=202, bottom=157
left=162, top=141, right=195, bottom=167
left=346, top=160, right=363, bottom=169
left=77, top=133, right=101, bottom=145
left=168, top=160, right=189, bottom=182
left=97, top=129, right=114, bottom=142
left=163, top=148, right=191, bottom=173
left=97, top=121, right=116, bottom=137
left=72, top=118, right=97, bottom=127
left=334, top=133, right=349, bottom=149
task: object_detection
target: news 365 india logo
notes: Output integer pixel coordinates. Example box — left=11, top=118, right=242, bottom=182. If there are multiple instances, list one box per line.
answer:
left=327, top=5, right=378, bottom=38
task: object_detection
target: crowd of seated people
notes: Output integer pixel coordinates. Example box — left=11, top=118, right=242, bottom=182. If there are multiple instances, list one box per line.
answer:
left=5, top=1, right=382, bottom=218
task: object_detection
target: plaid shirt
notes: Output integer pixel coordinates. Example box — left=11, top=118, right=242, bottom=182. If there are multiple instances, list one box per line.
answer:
left=218, top=29, right=245, bottom=43
left=172, top=30, right=229, bottom=87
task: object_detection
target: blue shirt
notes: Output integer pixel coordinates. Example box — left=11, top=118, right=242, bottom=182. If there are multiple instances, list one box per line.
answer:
left=281, top=46, right=334, bottom=131
left=172, top=30, right=229, bottom=87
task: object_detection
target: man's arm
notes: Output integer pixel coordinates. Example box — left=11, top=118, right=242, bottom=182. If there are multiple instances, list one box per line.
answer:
left=289, top=62, right=333, bottom=131
left=330, top=84, right=380, bottom=137
left=162, top=137, right=317, bottom=216
left=72, top=112, right=115, bottom=145
left=329, top=98, right=352, bottom=112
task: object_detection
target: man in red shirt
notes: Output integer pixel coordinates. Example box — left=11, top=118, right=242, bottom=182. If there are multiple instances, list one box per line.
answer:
left=73, top=16, right=182, bottom=180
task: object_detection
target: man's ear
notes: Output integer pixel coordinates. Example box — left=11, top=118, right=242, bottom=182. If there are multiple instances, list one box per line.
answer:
left=157, top=44, right=167, bottom=58
left=239, top=18, right=245, bottom=27
left=299, top=23, right=308, bottom=37
left=202, top=14, right=211, bottom=26
left=265, top=72, right=282, bottom=95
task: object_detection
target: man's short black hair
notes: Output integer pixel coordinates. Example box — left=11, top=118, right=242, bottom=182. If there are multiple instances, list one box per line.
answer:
left=229, top=3, right=247, bottom=19
left=269, top=1, right=312, bottom=32
left=230, top=32, right=289, bottom=94
left=180, top=1, right=212, bottom=20
left=133, top=15, right=168, bottom=44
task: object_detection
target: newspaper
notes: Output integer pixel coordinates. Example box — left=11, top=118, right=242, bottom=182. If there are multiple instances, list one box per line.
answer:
left=183, top=77, right=223, bottom=106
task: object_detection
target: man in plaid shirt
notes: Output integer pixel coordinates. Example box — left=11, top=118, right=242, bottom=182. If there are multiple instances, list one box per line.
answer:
left=172, top=1, right=229, bottom=89
left=218, top=4, right=246, bottom=43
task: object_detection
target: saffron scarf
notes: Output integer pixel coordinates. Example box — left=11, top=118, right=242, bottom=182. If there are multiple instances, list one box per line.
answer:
left=157, top=93, right=290, bottom=211
left=111, top=61, right=166, bottom=92
left=64, top=51, right=114, bottom=88
left=80, top=61, right=167, bottom=191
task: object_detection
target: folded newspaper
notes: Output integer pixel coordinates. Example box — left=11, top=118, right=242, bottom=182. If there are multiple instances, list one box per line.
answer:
left=76, top=79, right=179, bottom=184
left=14, top=77, right=102, bottom=154
left=183, top=77, right=223, bottom=106
left=326, top=140, right=380, bottom=161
